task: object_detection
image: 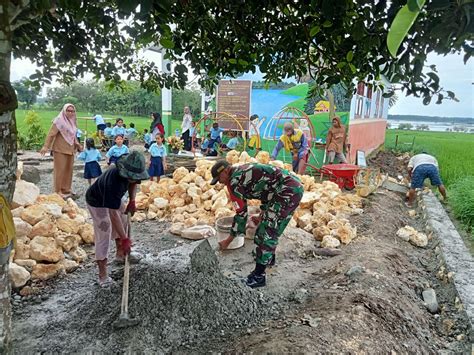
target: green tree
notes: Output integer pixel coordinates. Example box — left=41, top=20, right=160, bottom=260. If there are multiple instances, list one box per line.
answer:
left=12, top=78, right=38, bottom=109
left=17, top=111, right=46, bottom=150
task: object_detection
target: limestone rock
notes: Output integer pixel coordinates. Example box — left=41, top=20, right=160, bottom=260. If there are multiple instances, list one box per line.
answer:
left=212, top=196, right=228, bottom=212
left=69, top=247, right=87, bottom=263
left=59, top=259, right=79, bottom=273
left=202, top=189, right=217, bottom=201
left=11, top=207, right=24, bottom=218
left=170, top=223, right=184, bottom=236
left=181, top=172, right=198, bottom=184
left=36, top=193, right=66, bottom=207
left=29, top=236, right=64, bottom=263
left=12, top=180, right=40, bottom=208
left=9, top=263, right=31, bottom=288
left=14, top=217, right=32, bottom=237
left=331, top=224, right=357, bottom=245
left=300, top=191, right=322, bottom=209
left=153, top=197, right=169, bottom=209
left=226, top=150, right=240, bottom=164
left=31, top=263, right=65, bottom=281
left=239, top=151, right=251, bottom=163
left=410, top=231, right=428, bottom=248
left=20, top=205, right=47, bottom=225
left=56, top=234, right=79, bottom=252
left=187, top=186, right=202, bottom=200
left=312, top=226, right=331, bottom=241
left=14, top=240, right=30, bottom=260
left=78, top=224, right=94, bottom=244
left=29, top=216, right=57, bottom=239
left=147, top=211, right=157, bottom=220
left=408, top=210, right=417, bottom=217
left=42, top=203, right=63, bottom=218
left=269, top=160, right=284, bottom=169
left=172, top=214, right=185, bottom=223
left=255, top=151, right=270, bottom=164
left=215, top=208, right=234, bottom=220
left=14, top=259, right=36, bottom=269
left=173, top=167, right=189, bottom=183
left=135, top=192, right=149, bottom=210
left=203, top=200, right=213, bottom=211
left=297, top=213, right=313, bottom=229
left=170, top=197, right=186, bottom=209
left=131, top=212, right=146, bottom=222
left=321, top=235, right=341, bottom=249
left=56, top=215, right=81, bottom=234
left=19, top=285, right=40, bottom=297
left=16, top=161, right=23, bottom=180
left=396, top=226, right=417, bottom=242
left=183, top=217, right=198, bottom=228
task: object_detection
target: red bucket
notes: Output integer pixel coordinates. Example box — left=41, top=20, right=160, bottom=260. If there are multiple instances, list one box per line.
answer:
left=321, top=164, right=361, bottom=190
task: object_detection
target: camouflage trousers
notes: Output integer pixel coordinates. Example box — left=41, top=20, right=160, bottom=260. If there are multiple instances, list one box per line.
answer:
left=254, top=176, right=304, bottom=266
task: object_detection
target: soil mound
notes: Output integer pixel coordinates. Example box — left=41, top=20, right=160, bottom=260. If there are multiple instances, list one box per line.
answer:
left=26, top=241, right=268, bottom=353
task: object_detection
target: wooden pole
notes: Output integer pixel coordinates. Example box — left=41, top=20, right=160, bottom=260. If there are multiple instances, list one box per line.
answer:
left=395, top=134, right=399, bottom=149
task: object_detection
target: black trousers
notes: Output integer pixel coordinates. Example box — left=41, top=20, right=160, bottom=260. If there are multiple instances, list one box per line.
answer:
left=181, top=130, right=191, bottom=151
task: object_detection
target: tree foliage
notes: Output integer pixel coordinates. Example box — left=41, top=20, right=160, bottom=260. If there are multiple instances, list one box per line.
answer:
left=12, top=78, right=38, bottom=109
left=8, top=0, right=473, bottom=104
left=44, top=80, right=201, bottom=118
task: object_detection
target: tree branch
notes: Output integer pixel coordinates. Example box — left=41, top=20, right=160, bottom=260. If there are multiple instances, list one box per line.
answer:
left=8, top=0, right=31, bottom=24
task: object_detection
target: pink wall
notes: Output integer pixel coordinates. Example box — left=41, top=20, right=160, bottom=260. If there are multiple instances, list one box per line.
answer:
left=347, top=119, right=387, bottom=163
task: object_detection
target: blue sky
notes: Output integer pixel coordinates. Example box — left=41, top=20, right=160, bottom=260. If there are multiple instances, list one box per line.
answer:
left=11, top=52, right=473, bottom=118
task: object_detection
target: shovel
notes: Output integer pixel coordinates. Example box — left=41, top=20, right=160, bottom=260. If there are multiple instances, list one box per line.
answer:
left=112, top=213, right=140, bottom=329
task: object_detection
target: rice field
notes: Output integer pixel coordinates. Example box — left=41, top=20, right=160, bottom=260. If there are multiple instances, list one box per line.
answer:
left=385, top=130, right=474, bottom=187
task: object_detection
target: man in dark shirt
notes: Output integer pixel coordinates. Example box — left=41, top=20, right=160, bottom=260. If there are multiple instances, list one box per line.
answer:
left=86, top=151, right=149, bottom=286
left=211, top=160, right=304, bottom=288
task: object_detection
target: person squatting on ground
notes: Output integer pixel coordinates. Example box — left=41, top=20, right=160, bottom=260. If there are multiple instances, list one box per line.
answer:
left=148, top=133, right=168, bottom=183
left=206, top=122, right=225, bottom=155
left=41, top=103, right=83, bottom=199
left=406, top=152, right=447, bottom=207
left=85, top=151, right=149, bottom=286
left=211, top=161, right=304, bottom=288
left=106, top=134, right=129, bottom=166
left=271, top=122, right=309, bottom=174
left=143, top=128, right=152, bottom=151
left=77, top=138, right=103, bottom=186
left=326, top=116, right=348, bottom=164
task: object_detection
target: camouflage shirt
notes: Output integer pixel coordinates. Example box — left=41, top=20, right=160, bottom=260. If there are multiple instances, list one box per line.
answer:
left=226, top=163, right=301, bottom=237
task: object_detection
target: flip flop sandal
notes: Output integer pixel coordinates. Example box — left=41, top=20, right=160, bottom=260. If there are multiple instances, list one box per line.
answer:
left=98, top=276, right=115, bottom=288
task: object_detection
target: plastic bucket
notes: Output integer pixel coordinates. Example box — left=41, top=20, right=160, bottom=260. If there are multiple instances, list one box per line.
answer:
left=216, top=216, right=244, bottom=250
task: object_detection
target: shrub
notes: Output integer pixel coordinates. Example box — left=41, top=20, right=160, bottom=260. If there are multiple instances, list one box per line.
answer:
left=18, top=111, right=46, bottom=150
left=450, top=176, right=474, bottom=232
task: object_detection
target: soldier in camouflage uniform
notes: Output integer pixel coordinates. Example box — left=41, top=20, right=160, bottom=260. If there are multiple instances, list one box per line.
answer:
left=210, top=160, right=304, bottom=288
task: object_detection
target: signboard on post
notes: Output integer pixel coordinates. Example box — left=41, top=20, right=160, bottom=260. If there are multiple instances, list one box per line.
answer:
left=216, top=80, right=252, bottom=130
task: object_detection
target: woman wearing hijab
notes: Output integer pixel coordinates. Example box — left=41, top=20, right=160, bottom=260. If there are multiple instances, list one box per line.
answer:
left=271, top=122, right=309, bottom=174
left=150, top=112, right=165, bottom=140
left=181, top=106, right=193, bottom=151
left=40, top=103, right=83, bottom=198
left=325, top=116, right=348, bottom=164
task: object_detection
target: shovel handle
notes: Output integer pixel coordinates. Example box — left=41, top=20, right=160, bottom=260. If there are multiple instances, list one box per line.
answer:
left=120, top=213, right=132, bottom=317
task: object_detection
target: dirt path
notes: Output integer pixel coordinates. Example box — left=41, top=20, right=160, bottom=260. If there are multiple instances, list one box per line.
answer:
left=10, top=153, right=472, bottom=352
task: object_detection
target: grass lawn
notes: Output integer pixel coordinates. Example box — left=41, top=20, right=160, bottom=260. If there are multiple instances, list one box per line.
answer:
left=281, top=83, right=308, bottom=97
left=385, top=130, right=474, bottom=187
left=15, top=109, right=183, bottom=137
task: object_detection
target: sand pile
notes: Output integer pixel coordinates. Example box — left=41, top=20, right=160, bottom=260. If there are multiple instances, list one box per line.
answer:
left=29, top=240, right=274, bottom=353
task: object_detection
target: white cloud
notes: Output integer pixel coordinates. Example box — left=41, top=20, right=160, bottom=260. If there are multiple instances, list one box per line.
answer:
left=390, top=53, right=474, bottom=118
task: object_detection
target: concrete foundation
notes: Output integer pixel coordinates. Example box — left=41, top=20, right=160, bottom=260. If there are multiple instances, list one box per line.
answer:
left=420, top=192, right=474, bottom=334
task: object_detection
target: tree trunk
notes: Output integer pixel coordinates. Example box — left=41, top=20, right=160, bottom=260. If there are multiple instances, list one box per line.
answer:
left=0, top=5, right=17, bottom=352
left=327, top=89, right=335, bottom=119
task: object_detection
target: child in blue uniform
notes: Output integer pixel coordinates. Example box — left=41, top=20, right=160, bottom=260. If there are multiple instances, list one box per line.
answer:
left=126, top=122, right=137, bottom=139
left=143, top=128, right=152, bottom=150
left=104, top=122, right=113, bottom=137
left=148, top=133, right=167, bottom=182
left=78, top=138, right=103, bottom=185
left=106, top=135, right=129, bottom=165
left=111, top=118, right=126, bottom=137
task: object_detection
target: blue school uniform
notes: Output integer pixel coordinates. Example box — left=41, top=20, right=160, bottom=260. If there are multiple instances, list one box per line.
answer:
left=227, top=137, right=239, bottom=149
left=106, top=144, right=129, bottom=165
left=111, top=126, right=126, bottom=137
left=144, top=133, right=152, bottom=145
left=126, top=127, right=137, bottom=138
left=148, top=143, right=167, bottom=177
left=78, top=149, right=102, bottom=179
left=104, top=127, right=113, bottom=137
left=210, top=127, right=224, bottom=140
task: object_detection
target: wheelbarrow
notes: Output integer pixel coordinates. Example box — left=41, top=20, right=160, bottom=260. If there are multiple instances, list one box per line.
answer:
left=307, top=163, right=362, bottom=190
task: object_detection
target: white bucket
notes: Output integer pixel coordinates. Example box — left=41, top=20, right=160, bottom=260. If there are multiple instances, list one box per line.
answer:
left=216, top=216, right=244, bottom=250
